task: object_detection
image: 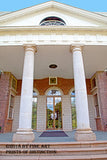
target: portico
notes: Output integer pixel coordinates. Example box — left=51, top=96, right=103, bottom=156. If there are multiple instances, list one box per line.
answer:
left=0, top=1, right=107, bottom=143
left=0, top=43, right=107, bottom=141
left=13, top=43, right=97, bottom=142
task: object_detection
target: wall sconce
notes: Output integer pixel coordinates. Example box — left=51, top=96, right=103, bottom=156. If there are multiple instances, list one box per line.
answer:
left=0, top=70, right=3, bottom=78
left=104, top=68, right=107, bottom=76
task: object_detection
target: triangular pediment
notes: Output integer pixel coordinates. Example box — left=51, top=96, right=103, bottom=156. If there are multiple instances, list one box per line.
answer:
left=0, top=1, right=107, bottom=27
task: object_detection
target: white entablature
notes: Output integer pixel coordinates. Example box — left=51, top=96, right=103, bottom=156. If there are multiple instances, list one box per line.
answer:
left=0, top=29, right=107, bottom=46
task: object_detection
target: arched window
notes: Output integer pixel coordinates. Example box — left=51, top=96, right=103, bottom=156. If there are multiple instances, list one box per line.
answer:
left=70, top=90, right=77, bottom=129
left=32, top=90, right=38, bottom=130
left=40, top=16, right=66, bottom=26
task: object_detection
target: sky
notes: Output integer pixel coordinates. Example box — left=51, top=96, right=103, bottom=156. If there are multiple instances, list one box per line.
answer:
left=0, top=0, right=107, bottom=12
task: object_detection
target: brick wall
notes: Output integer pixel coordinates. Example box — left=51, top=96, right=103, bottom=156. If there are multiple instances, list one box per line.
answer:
left=97, top=72, right=107, bottom=131
left=17, top=78, right=91, bottom=96
left=1, top=75, right=97, bottom=133
left=13, top=78, right=94, bottom=132
left=0, top=73, right=11, bottom=133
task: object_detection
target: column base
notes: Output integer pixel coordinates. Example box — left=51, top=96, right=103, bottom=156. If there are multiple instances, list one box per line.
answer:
left=13, top=129, right=35, bottom=142
left=75, top=129, right=96, bottom=141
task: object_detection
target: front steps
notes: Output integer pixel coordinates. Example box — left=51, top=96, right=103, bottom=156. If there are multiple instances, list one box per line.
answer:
left=0, top=141, right=107, bottom=160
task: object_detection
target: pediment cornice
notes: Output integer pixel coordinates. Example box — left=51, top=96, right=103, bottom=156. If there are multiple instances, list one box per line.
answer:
left=0, top=1, right=107, bottom=25
left=0, top=25, right=107, bottom=32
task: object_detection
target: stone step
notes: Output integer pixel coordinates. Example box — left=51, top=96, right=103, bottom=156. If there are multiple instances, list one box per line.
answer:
left=0, top=141, right=107, bottom=160
left=0, top=141, right=107, bottom=149
left=0, top=147, right=107, bottom=156
left=0, top=154, right=107, bottom=160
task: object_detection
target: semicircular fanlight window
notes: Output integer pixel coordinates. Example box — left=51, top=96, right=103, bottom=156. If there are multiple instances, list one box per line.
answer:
left=40, top=16, right=66, bottom=26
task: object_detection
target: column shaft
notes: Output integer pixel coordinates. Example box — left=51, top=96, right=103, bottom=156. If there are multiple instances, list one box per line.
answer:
left=73, top=46, right=90, bottom=130
left=72, top=45, right=96, bottom=141
left=19, top=46, right=35, bottom=129
left=13, top=45, right=36, bottom=142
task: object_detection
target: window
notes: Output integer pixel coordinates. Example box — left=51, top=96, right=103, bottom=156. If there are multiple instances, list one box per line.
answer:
left=94, top=94, right=100, bottom=117
left=91, top=74, right=97, bottom=90
left=40, top=16, right=66, bottom=26
left=8, top=95, right=15, bottom=119
left=92, top=77, right=96, bottom=89
left=47, top=89, right=61, bottom=96
left=32, top=90, right=37, bottom=130
left=10, top=75, right=17, bottom=91
left=71, top=90, right=77, bottom=129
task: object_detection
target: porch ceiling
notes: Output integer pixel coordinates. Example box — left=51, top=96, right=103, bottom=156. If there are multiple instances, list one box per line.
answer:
left=0, top=45, right=107, bottom=79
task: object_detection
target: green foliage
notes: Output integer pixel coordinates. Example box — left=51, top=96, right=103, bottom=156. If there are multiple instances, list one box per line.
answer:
left=72, top=107, right=77, bottom=129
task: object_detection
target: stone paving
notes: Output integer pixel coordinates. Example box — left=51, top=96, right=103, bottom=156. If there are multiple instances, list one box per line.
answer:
left=0, top=131, right=107, bottom=142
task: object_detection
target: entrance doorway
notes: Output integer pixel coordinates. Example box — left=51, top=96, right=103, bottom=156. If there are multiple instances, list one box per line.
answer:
left=46, top=89, right=62, bottom=130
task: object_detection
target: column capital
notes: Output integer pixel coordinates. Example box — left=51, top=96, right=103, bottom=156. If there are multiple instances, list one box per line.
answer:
left=23, top=44, right=37, bottom=53
left=70, top=44, right=84, bottom=53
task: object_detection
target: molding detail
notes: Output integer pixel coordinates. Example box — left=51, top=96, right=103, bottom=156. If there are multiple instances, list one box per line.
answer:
left=23, top=44, right=37, bottom=53
left=70, top=45, right=84, bottom=54
left=0, top=31, right=107, bottom=46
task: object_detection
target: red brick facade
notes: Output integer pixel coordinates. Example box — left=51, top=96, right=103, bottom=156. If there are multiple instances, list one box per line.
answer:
left=97, top=72, right=107, bottom=131
left=17, top=78, right=91, bottom=96
left=0, top=73, right=12, bottom=133
left=0, top=72, right=107, bottom=133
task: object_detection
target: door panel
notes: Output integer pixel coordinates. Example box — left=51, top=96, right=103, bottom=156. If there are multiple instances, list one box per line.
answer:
left=47, top=97, right=62, bottom=130
left=55, top=97, right=62, bottom=129
left=47, top=97, right=54, bottom=129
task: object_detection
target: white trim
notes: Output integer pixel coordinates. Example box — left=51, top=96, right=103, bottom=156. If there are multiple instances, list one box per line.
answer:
left=0, top=30, right=107, bottom=46
left=69, top=88, right=75, bottom=96
left=0, top=1, right=107, bottom=24
left=33, top=88, right=39, bottom=96
left=0, top=26, right=107, bottom=31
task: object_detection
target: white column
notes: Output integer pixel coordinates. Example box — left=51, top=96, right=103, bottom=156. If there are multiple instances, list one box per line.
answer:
left=13, top=44, right=36, bottom=142
left=71, top=45, right=96, bottom=141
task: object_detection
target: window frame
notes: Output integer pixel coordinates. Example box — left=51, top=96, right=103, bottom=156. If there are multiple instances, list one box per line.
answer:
left=7, top=92, right=15, bottom=120
left=40, top=16, right=66, bottom=26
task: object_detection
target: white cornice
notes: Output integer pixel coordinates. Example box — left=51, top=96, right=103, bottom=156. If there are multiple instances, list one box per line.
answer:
left=0, top=26, right=107, bottom=32
left=0, top=1, right=53, bottom=23
left=52, top=2, right=107, bottom=24
left=0, top=1, right=107, bottom=24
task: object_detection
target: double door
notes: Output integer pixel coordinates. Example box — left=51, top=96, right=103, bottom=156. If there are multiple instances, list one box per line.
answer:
left=47, top=97, right=62, bottom=130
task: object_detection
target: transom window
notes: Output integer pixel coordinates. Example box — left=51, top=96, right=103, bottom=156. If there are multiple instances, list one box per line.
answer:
left=47, top=89, right=61, bottom=96
left=40, top=16, right=66, bottom=26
